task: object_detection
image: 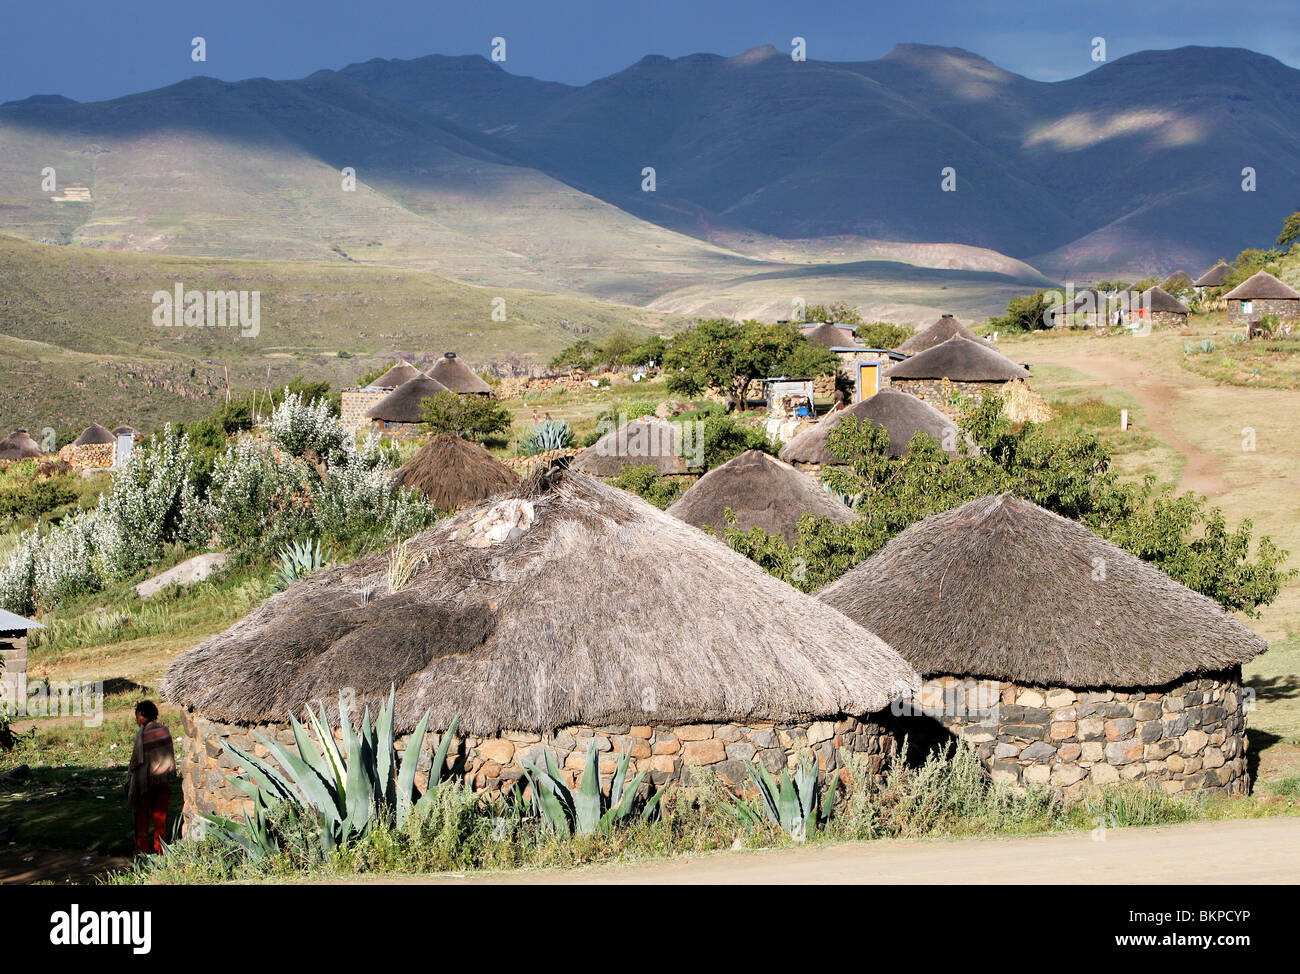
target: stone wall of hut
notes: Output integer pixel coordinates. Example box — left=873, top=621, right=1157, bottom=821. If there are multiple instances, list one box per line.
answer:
left=906, top=667, right=1249, bottom=797
left=889, top=377, right=1014, bottom=413
left=1150, top=311, right=1188, bottom=329
left=1229, top=298, right=1300, bottom=324
left=340, top=390, right=389, bottom=431
left=176, top=709, right=898, bottom=832
left=57, top=443, right=115, bottom=470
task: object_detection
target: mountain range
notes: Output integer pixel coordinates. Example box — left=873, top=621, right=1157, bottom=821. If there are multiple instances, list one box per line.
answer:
left=2, top=42, right=1298, bottom=321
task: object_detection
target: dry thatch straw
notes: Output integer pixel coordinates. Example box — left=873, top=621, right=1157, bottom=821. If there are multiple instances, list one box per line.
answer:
left=817, top=494, right=1268, bottom=688
left=886, top=337, right=1030, bottom=382
left=72, top=423, right=115, bottom=446
left=1223, top=270, right=1300, bottom=301
left=571, top=417, right=692, bottom=477
left=111, top=426, right=139, bottom=438
left=0, top=429, right=45, bottom=460
left=365, top=374, right=452, bottom=424
left=894, top=315, right=990, bottom=354
left=1142, top=286, right=1191, bottom=314
left=1193, top=262, right=1230, bottom=288
left=425, top=352, right=494, bottom=395
left=667, top=450, right=855, bottom=544
left=999, top=381, right=1053, bottom=423
left=368, top=361, right=422, bottom=388
left=779, top=389, right=964, bottom=463
left=162, top=469, right=918, bottom=735
left=390, top=433, right=518, bottom=511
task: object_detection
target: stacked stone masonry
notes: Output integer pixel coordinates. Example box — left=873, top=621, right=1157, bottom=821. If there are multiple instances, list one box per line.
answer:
left=912, top=667, right=1249, bottom=797
left=177, top=710, right=898, bottom=831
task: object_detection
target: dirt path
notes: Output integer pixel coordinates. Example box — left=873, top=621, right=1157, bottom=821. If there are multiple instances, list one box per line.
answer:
left=1025, top=343, right=1225, bottom=496
left=340, top=817, right=1299, bottom=885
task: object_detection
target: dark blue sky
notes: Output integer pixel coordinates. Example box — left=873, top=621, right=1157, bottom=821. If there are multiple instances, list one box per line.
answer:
left=2, top=0, right=1297, bottom=104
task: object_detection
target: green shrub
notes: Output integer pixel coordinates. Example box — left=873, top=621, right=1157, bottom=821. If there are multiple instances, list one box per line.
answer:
left=610, top=464, right=683, bottom=508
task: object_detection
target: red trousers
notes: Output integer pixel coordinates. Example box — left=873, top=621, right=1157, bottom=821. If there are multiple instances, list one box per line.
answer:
left=134, top=783, right=170, bottom=854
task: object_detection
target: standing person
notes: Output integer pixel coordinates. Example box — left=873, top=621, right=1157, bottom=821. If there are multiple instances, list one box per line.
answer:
left=127, top=700, right=175, bottom=855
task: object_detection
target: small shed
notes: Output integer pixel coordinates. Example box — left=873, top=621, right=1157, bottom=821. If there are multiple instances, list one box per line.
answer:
left=0, top=608, right=42, bottom=700
left=763, top=377, right=816, bottom=418
left=1223, top=271, right=1300, bottom=326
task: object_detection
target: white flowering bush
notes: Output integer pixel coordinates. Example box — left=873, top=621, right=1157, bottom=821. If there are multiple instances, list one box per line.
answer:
left=92, top=425, right=198, bottom=581
left=34, top=510, right=102, bottom=606
left=310, top=461, right=438, bottom=545
left=200, top=439, right=315, bottom=554
left=266, top=392, right=347, bottom=462
left=0, top=530, right=37, bottom=615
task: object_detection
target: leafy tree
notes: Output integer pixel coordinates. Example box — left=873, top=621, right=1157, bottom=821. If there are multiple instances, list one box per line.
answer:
left=800, top=302, right=864, bottom=326
left=1276, top=211, right=1300, bottom=249
left=663, top=319, right=836, bottom=409
left=619, top=334, right=669, bottom=368
left=418, top=391, right=512, bottom=443
left=855, top=321, right=914, bottom=348
left=700, top=413, right=777, bottom=470
left=549, top=340, right=599, bottom=374
left=724, top=396, right=1290, bottom=613
left=1223, top=248, right=1283, bottom=289
left=988, top=291, right=1053, bottom=332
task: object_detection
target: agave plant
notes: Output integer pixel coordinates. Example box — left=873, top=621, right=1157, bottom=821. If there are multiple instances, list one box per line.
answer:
left=269, top=536, right=330, bottom=592
left=204, top=687, right=459, bottom=858
left=519, top=739, right=661, bottom=837
left=519, top=419, right=575, bottom=457
left=726, top=757, right=836, bottom=841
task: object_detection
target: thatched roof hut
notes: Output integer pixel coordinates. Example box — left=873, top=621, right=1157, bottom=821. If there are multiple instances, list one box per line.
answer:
left=570, top=417, right=692, bottom=477
left=72, top=423, right=115, bottom=446
left=368, top=361, right=422, bottom=389
left=817, top=494, right=1268, bottom=687
left=112, top=425, right=139, bottom=438
left=801, top=322, right=861, bottom=349
left=1223, top=270, right=1300, bottom=301
left=365, top=374, right=452, bottom=424
left=426, top=352, right=494, bottom=395
left=895, top=315, right=988, bottom=354
left=779, top=390, right=962, bottom=463
left=391, top=433, right=518, bottom=511
left=666, top=450, right=855, bottom=543
left=1142, top=286, right=1191, bottom=314
left=1193, top=262, right=1230, bottom=288
left=163, top=469, right=917, bottom=736
left=885, top=337, right=1029, bottom=382
left=0, top=430, right=44, bottom=460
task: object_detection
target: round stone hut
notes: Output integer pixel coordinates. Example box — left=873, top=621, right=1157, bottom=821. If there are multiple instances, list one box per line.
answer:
left=570, top=417, right=696, bottom=478
left=365, top=373, right=451, bottom=439
left=779, top=389, right=965, bottom=473
left=425, top=352, right=494, bottom=395
left=894, top=314, right=991, bottom=354
left=390, top=433, right=518, bottom=511
left=817, top=494, right=1266, bottom=797
left=0, top=429, right=45, bottom=461
left=162, top=469, right=918, bottom=831
left=666, top=449, right=854, bottom=544
left=884, top=337, right=1030, bottom=409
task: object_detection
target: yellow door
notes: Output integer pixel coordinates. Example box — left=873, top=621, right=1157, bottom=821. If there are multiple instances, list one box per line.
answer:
left=857, top=363, right=880, bottom=402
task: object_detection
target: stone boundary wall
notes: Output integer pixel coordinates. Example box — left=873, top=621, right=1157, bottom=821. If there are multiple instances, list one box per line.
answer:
left=909, top=667, right=1249, bottom=797
left=340, top=390, right=389, bottom=431
left=57, top=443, right=114, bottom=470
left=177, top=710, right=899, bottom=832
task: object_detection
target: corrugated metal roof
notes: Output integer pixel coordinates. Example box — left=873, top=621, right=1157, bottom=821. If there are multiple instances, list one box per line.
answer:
left=0, top=608, right=42, bottom=630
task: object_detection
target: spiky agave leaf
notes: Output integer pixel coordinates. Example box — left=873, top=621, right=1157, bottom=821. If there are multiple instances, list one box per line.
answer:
left=575, top=739, right=603, bottom=835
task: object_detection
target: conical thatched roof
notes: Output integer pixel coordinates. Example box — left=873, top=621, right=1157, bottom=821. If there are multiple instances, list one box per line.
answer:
left=886, top=337, right=1029, bottom=382
left=368, top=361, right=422, bottom=389
left=162, top=470, right=918, bottom=735
left=1142, top=286, right=1191, bottom=314
left=1193, top=261, right=1230, bottom=287
left=0, top=430, right=44, bottom=460
left=571, top=417, right=692, bottom=476
left=801, top=322, right=861, bottom=349
left=73, top=423, right=115, bottom=446
left=391, top=433, right=518, bottom=511
left=365, top=374, right=452, bottom=424
left=426, top=352, right=494, bottom=395
left=667, top=450, right=855, bottom=544
left=1223, top=270, right=1300, bottom=301
left=817, top=494, right=1268, bottom=688
left=895, top=315, right=988, bottom=354
left=112, top=425, right=139, bottom=437
left=779, top=390, right=962, bottom=463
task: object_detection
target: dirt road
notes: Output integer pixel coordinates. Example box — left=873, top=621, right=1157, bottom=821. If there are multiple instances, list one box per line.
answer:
left=353, top=817, right=1299, bottom=885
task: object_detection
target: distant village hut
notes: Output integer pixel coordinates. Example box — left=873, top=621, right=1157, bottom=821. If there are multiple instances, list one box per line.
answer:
left=1138, top=286, right=1192, bottom=329
left=818, top=494, right=1265, bottom=796
left=894, top=315, right=991, bottom=354
left=162, top=470, right=919, bottom=830
left=0, top=430, right=45, bottom=461
left=883, top=337, right=1030, bottom=410
left=801, top=322, right=899, bottom=402
left=72, top=423, right=115, bottom=446
left=1223, top=271, right=1300, bottom=328
left=426, top=352, right=494, bottom=395
left=570, top=417, right=698, bottom=478
left=667, top=450, right=855, bottom=544
left=364, top=374, right=452, bottom=439
left=340, top=361, right=423, bottom=431
left=779, top=389, right=965, bottom=474
left=1192, top=261, right=1231, bottom=297
left=390, top=433, right=518, bottom=511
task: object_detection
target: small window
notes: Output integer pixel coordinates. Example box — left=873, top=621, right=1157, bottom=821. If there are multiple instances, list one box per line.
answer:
left=1242, top=300, right=1253, bottom=314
